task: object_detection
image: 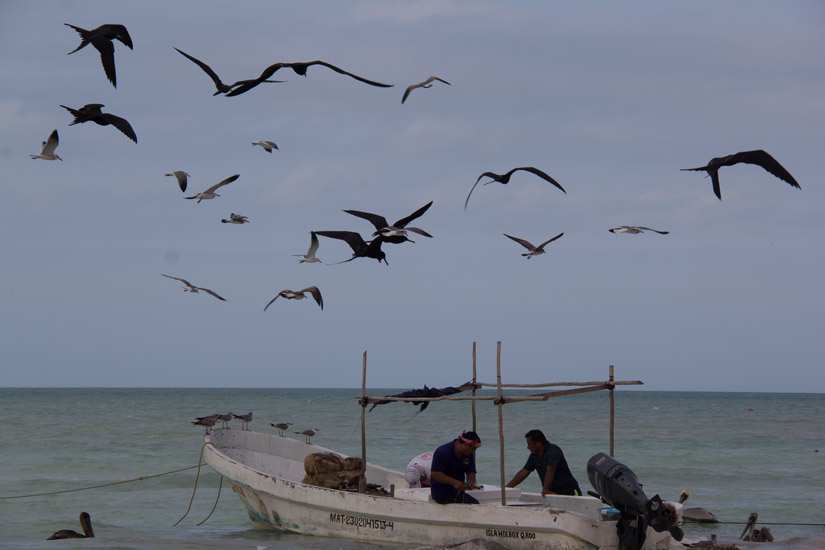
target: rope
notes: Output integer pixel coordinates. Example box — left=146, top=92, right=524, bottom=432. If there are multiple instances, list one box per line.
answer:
left=172, top=441, right=215, bottom=527
left=710, top=521, right=825, bottom=527
left=196, top=476, right=223, bottom=526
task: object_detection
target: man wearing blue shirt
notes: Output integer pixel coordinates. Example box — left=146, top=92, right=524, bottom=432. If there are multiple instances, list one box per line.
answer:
left=430, top=431, right=482, bottom=504
left=506, top=429, right=581, bottom=496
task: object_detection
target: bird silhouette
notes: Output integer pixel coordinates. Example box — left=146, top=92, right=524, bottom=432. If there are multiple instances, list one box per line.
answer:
left=608, top=226, right=669, bottom=235
left=30, top=129, right=62, bottom=161
left=315, top=231, right=388, bottom=264
left=681, top=149, right=800, bottom=200
left=47, top=512, right=94, bottom=540
left=252, top=140, right=279, bottom=153
left=184, top=174, right=239, bottom=203
left=161, top=274, right=226, bottom=301
left=465, top=167, right=566, bottom=210
left=65, top=23, right=132, bottom=87
left=264, top=287, right=323, bottom=311
left=402, top=76, right=451, bottom=104
left=165, top=170, right=189, bottom=192
left=503, top=232, right=564, bottom=259
left=224, top=60, right=393, bottom=96
left=60, top=103, right=137, bottom=143
left=343, top=201, right=433, bottom=244
left=221, top=213, right=249, bottom=224
left=174, top=47, right=285, bottom=95
left=294, top=231, right=322, bottom=263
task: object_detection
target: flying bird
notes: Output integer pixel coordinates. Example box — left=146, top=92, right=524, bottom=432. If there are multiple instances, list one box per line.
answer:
left=30, top=129, right=62, bottom=161
left=343, top=201, right=433, bottom=244
left=294, top=231, right=322, bottom=263
left=65, top=23, right=132, bottom=87
left=60, top=103, right=137, bottom=143
left=184, top=174, right=239, bottom=203
left=164, top=170, right=189, bottom=192
left=465, top=167, right=566, bottom=210
left=161, top=274, right=226, bottom=301
left=221, top=213, right=249, bottom=224
left=315, top=231, right=388, bottom=264
left=47, top=512, right=94, bottom=540
left=264, top=286, right=323, bottom=311
left=402, top=76, right=451, bottom=104
left=252, top=140, right=279, bottom=153
left=232, top=412, right=253, bottom=430
left=270, top=422, right=292, bottom=436
left=295, top=427, right=320, bottom=443
left=681, top=149, right=800, bottom=200
left=503, top=232, right=564, bottom=259
left=173, top=47, right=285, bottom=95
left=224, top=60, right=393, bottom=97
left=608, top=226, right=669, bottom=235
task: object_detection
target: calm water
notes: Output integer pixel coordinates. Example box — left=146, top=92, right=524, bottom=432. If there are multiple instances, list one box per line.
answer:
left=1, top=388, right=823, bottom=549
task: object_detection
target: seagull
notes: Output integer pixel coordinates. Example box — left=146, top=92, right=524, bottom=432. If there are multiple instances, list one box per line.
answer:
left=161, top=274, right=226, bottom=301
left=402, top=76, right=451, bottom=104
left=343, top=201, right=433, bottom=244
left=174, top=47, right=285, bottom=96
left=315, top=231, right=388, bottom=264
left=65, top=23, right=132, bottom=88
left=216, top=413, right=233, bottom=428
left=224, top=60, right=393, bottom=97
left=221, top=213, right=249, bottom=224
left=60, top=103, right=137, bottom=143
left=192, top=417, right=216, bottom=434
left=30, top=129, right=62, bottom=161
left=608, top=226, right=669, bottom=235
left=196, top=413, right=221, bottom=423
left=270, top=422, right=293, bottom=436
left=294, top=231, right=322, bottom=263
left=47, top=512, right=95, bottom=540
left=465, top=167, right=566, bottom=210
left=681, top=149, right=801, bottom=200
left=165, top=171, right=190, bottom=192
left=264, top=286, right=323, bottom=311
left=184, top=174, right=239, bottom=203
left=295, top=427, right=320, bottom=443
left=252, top=140, right=279, bottom=153
left=232, top=412, right=253, bottom=430
left=503, top=232, right=564, bottom=259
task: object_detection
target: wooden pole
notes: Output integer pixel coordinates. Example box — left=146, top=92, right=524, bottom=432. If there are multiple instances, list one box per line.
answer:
left=496, top=341, right=506, bottom=505
left=609, top=364, right=615, bottom=457
left=360, top=350, right=367, bottom=493
left=472, top=341, right=477, bottom=432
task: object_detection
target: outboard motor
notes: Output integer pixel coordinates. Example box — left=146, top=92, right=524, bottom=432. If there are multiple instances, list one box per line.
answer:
left=587, top=452, right=682, bottom=550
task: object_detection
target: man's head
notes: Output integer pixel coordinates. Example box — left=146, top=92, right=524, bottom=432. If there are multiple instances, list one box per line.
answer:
left=455, top=430, right=481, bottom=456
left=524, top=429, right=548, bottom=454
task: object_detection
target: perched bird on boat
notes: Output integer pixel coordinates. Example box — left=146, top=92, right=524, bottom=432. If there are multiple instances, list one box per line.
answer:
left=47, top=512, right=94, bottom=540
left=465, top=167, right=566, bottom=210
left=264, top=287, right=323, bottom=311
left=184, top=174, right=239, bottom=203
left=165, top=170, right=190, bottom=192
left=680, top=149, right=800, bottom=200
left=173, top=47, right=285, bottom=95
left=216, top=413, right=233, bottom=428
left=196, top=413, right=221, bottom=423
left=60, top=103, right=137, bottom=143
left=65, top=23, right=132, bottom=87
left=270, top=422, right=293, bottom=436
left=315, top=231, right=387, bottom=264
left=295, top=427, right=320, bottom=443
left=343, top=201, right=434, bottom=244
left=401, top=76, right=451, bottom=104
left=608, top=226, right=669, bottom=235
left=192, top=417, right=216, bottom=434
left=30, top=129, right=62, bottom=161
left=224, top=60, right=393, bottom=97
left=503, top=232, right=564, bottom=259
left=252, top=140, right=279, bottom=153
left=221, top=213, right=249, bottom=224
left=232, top=412, right=253, bottom=430
left=161, top=274, right=226, bottom=301
left=294, top=231, right=322, bottom=264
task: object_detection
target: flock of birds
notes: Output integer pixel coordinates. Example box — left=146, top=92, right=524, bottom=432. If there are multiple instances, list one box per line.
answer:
left=29, top=22, right=803, bottom=314
left=192, top=412, right=320, bottom=443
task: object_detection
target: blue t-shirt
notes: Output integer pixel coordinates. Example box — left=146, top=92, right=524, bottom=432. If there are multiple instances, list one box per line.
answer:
left=430, top=440, right=476, bottom=503
left=523, top=442, right=580, bottom=495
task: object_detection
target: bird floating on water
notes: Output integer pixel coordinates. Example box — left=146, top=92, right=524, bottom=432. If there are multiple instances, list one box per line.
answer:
left=184, top=174, right=239, bottom=203
left=270, top=422, right=293, bottom=436
left=315, top=231, right=387, bottom=265
left=344, top=201, right=433, bottom=244
left=221, top=213, right=249, bottom=224
left=232, top=412, right=253, bottom=430
left=161, top=274, right=226, bottom=301
left=252, top=140, right=279, bottom=153
left=60, top=103, right=137, bottom=143
left=165, top=171, right=190, bottom=192
left=47, top=512, right=94, bottom=540
left=608, top=226, right=669, bottom=235
left=681, top=149, right=800, bottom=200
left=264, top=287, right=323, bottom=311
left=174, top=47, right=286, bottom=95
left=465, top=167, right=566, bottom=210
left=294, top=231, right=322, bottom=264
left=504, top=232, right=564, bottom=259
left=295, top=427, right=320, bottom=443
left=65, top=23, right=132, bottom=88
left=30, top=129, right=62, bottom=161
left=401, top=76, right=451, bottom=104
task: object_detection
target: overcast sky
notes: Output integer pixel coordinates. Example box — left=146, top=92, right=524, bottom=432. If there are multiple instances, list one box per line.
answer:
left=2, top=1, right=823, bottom=391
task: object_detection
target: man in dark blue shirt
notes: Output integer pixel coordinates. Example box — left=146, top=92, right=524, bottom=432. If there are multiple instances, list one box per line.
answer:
left=430, top=431, right=482, bottom=504
left=506, top=429, right=581, bottom=496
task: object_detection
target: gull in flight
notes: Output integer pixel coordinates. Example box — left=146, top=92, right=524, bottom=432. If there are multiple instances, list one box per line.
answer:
left=681, top=149, right=800, bottom=200
left=221, top=213, right=249, bottom=224
left=465, top=167, right=566, bottom=210
left=270, top=422, right=293, bottom=436
left=165, top=171, right=190, bottom=192
left=264, top=286, right=323, bottom=311
left=161, top=274, right=226, bottom=301
left=65, top=23, right=133, bottom=88
left=30, top=129, right=62, bottom=161
left=343, top=201, right=433, bottom=244
left=294, top=231, right=322, bottom=263
left=504, top=232, right=564, bottom=259
left=402, top=76, right=451, bottom=104
left=252, top=140, right=279, bottom=153
left=173, top=47, right=285, bottom=95
left=295, top=427, right=320, bottom=443
left=184, top=174, right=239, bottom=203
left=315, top=231, right=388, bottom=265
left=60, top=103, right=137, bottom=143
left=609, top=226, right=669, bottom=235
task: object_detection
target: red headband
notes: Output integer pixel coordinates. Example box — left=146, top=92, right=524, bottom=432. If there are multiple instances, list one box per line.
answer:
left=459, top=431, right=481, bottom=448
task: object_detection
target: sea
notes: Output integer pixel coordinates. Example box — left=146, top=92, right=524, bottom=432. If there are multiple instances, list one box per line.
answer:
left=1, top=388, right=823, bottom=550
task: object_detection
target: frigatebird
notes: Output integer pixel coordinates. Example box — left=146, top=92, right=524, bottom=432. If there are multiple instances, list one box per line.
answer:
left=65, top=23, right=132, bottom=87
left=343, top=200, right=433, bottom=244
left=224, top=60, right=393, bottom=96
left=681, top=149, right=800, bottom=200
left=315, top=231, right=388, bottom=264
left=174, top=47, right=285, bottom=95
left=60, top=103, right=137, bottom=143
left=465, top=166, right=566, bottom=210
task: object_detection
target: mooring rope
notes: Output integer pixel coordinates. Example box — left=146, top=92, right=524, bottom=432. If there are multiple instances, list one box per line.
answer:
left=172, top=440, right=216, bottom=527
left=196, top=475, right=224, bottom=526
left=711, top=520, right=825, bottom=527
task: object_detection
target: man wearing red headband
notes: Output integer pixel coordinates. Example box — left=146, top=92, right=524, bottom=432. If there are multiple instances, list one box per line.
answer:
left=430, top=430, right=482, bottom=504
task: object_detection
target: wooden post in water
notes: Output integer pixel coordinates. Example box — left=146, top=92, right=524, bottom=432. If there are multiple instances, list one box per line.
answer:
left=472, top=341, right=477, bottom=432
left=496, top=341, right=507, bottom=505
left=609, top=364, right=615, bottom=457
left=360, top=351, right=367, bottom=493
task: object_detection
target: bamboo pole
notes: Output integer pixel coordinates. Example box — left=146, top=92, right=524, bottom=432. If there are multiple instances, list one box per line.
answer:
left=609, top=365, right=615, bottom=457
left=360, top=383, right=616, bottom=405
left=496, top=342, right=506, bottom=506
left=472, top=341, right=477, bottom=432
left=359, top=351, right=367, bottom=493
left=475, top=380, right=642, bottom=388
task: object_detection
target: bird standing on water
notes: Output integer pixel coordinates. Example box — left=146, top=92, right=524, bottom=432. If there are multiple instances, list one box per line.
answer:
left=60, top=103, right=137, bottom=143
left=65, top=23, right=132, bottom=87
left=503, top=232, right=564, bottom=259
left=30, top=129, right=62, bottom=161
left=47, top=512, right=94, bottom=540
left=264, top=287, right=323, bottom=311
left=681, top=149, right=800, bottom=200
left=465, top=167, right=566, bottom=210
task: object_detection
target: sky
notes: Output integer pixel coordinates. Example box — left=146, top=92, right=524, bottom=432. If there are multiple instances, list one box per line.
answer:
left=1, top=1, right=823, bottom=391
